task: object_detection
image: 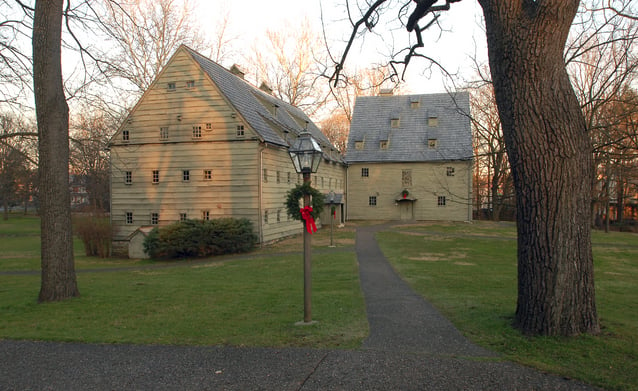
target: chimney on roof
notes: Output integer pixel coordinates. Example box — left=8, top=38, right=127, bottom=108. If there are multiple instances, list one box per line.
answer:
left=379, top=88, right=394, bottom=96
left=259, top=82, right=273, bottom=95
left=230, top=64, right=245, bottom=79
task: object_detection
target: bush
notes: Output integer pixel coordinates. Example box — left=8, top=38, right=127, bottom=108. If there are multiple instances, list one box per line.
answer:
left=143, top=218, right=258, bottom=259
left=73, top=212, right=112, bottom=258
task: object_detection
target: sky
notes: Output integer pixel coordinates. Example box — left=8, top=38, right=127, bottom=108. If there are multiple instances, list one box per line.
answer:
left=193, top=0, right=488, bottom=94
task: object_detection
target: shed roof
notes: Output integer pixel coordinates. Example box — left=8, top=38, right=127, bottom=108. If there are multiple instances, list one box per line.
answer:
left=345, top=92, right=472, bottom=163
left=183, top=46, right=342, bottom=163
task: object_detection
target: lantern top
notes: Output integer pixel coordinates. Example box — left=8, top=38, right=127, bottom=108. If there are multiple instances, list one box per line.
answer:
left=289, top=132, right=323, bottom=174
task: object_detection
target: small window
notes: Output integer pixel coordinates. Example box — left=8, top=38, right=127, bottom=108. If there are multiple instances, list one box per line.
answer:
left=125, top=212, right=133, bottom=225
left=446, top=167, right=455, bottom=177
left=151, top=212, right=159, bottom=225
left=263, top=168, right=268, bottom=183
left=186, top=80, right=195, bottom=88
left=437, top=196, right=446, bottom=206
left=152, top=170, right=159, bottom=184
left=183, top=170, right=190, bottom=182
left=167, top=82, right=176, bottom=91
left=355, top=141, right=364, bottom=150
left=276, top=171, right=281, bottom=184
left=122, top=130, right=130, bottom=142
left=237, top=125, right=245, bottom=136
left=428, top=116, right=439, bottom=127
left=192, top=125, right=202, bottom=139
left=361, top=168, right=369, bottom=177
left=264, top=210, right=269, bottom=224
left=380, top=140, right=388, bottom=149
left=369, top=196, right=377, bottom=206
left=160, top=127, right=169, bottom=140
left=179, top=213, right=188, bottom=221
left=391, top=118, right=400, bottom=128
left=428, top=139, right=438, bottom=149
left=203, top=170, right=212, bottom=180
left=287, top=172, right=291, bottom=184
left=402, top=170, right=412, bottom=187
left=277, top=209, right=281, bottom=222
left=202, top=210, right=210, bottom=220
left=124, top=171, right=132, bottom=185
left=205, top=123, right=212, bottom=130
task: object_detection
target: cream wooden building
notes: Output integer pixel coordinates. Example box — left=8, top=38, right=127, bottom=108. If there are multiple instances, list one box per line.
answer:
left=345, top=92, right=473, bottom=221
left=109, top=45, right=345, bottom=257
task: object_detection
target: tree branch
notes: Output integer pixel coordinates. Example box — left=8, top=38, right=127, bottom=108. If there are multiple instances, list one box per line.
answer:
left=330, top=0, right=461, bottom=87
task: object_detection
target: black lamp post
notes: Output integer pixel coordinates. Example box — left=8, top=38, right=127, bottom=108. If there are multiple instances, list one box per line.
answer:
left=288, top=131, right=323, bottom=324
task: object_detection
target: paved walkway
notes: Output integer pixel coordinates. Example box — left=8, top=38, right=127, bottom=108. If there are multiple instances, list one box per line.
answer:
left=0, top=224, right=601, bottom=390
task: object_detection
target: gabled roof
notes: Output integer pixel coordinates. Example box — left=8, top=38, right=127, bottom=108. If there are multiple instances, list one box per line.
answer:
left=182, top=46, right=342, bottom=162
left=345, top=92, right=472, bottom=163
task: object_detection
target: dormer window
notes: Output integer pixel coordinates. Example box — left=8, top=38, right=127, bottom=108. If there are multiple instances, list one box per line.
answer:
left=380, top=140, right=389, bottom=149
left=428, top=139, right=438, bottom=149
left=391, top=118, right=400, bottom=128
left=410, top=98, right=420, bottom=109
left=428, top=110, right=439, bottom=127
left=355, top=141, right=364, bottom=150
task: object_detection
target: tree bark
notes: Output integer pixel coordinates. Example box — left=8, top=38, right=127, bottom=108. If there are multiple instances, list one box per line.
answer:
left=478, top=0, right=599, bottom=335
left=33, top=0, right=80, bottom=302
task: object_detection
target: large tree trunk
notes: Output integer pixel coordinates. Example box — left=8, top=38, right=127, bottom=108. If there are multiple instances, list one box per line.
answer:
left=33, top=0, right=80, bottom=302
left=479, top=0, right=599, bottom=335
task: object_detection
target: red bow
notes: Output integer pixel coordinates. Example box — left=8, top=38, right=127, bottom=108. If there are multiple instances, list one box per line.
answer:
left=300, top=206, right=317, bottom=234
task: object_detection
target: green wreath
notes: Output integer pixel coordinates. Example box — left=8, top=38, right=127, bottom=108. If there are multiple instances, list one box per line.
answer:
left=285, top=181, right=325, bottom=221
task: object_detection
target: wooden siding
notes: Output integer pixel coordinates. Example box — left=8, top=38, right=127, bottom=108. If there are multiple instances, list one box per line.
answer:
left=347, top=161, right=472, bottom=221
left=260, top=147, right=347, bottom=243
left=111, top=50, right=259, bottom=147
left=111, top=141, right=261, bottom=242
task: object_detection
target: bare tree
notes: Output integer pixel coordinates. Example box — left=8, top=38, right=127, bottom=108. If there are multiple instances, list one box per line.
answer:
left=320, top=112, right=350, bottom=153
left=246, top=18, right=330, bottom=118
left=566, top=0, right=638, bottom=229
left=70, top=108, right=118, bottom=211
left=0, top=113, right=32, bottom=219
left=333, top=0, right=604, bottom=336
left=468, top=77, right=513, bottom=221
left=207, top=6, right=238, bottom=65
left=101, top=0, right=209, bottom=92
left=33, top=0, right=79, bottom=302
left=0, top=0, right=33, bottom=107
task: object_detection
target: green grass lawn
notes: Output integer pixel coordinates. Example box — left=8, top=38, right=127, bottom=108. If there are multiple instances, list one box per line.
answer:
left=377, top=221, right=637, bottom=391
left=0, top=214, right=367, bottom=348
left=1, top=215, right=636, bottom=390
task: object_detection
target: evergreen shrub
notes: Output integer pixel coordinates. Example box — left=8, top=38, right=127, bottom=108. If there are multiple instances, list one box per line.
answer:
left=143, top=218, right=257, bottom=259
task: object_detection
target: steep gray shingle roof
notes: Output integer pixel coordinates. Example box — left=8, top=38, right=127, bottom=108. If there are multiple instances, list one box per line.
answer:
left=345, top=92, right=472, bottom=163
left=184, top=46, right=342, bottom=163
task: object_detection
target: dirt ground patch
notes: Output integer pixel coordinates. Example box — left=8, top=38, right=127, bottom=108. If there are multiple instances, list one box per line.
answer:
left=408, top=251, right=468, bottom=262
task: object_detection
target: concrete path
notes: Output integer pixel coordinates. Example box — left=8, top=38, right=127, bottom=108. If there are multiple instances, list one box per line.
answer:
left=0, top=224, right=602, bottom=390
